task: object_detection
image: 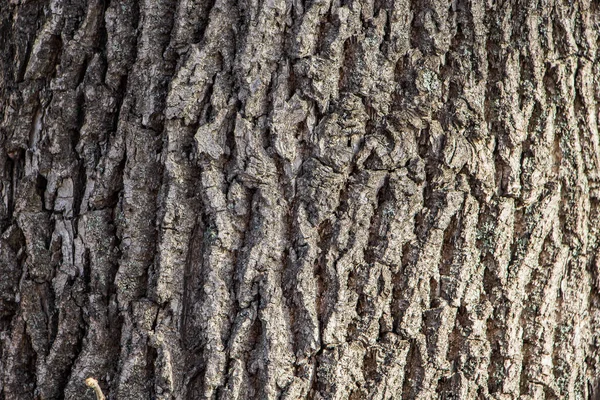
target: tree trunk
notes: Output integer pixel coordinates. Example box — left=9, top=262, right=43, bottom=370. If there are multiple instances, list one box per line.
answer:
left=2, top=0, right=600, bottom=399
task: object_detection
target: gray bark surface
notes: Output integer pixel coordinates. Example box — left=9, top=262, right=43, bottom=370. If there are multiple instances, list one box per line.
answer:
left=1, top=0, right=600, bottom=399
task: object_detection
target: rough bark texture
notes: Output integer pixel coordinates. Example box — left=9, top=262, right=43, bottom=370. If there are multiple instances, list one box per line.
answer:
left=2, top=0, right=600, bottom=399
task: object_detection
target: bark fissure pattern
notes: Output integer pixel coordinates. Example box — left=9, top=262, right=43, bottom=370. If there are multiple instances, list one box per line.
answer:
left=2, top=0, right=600, bottom=399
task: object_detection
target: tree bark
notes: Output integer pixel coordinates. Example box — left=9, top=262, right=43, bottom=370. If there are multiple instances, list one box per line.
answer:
left=2, top=0, right=600, bottom=399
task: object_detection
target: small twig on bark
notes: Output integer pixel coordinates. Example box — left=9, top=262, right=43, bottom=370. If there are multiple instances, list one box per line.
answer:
left=85, top=377, right=106, bottom=400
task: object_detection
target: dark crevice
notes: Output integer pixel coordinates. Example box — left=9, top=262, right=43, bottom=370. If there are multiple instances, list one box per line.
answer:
left=401, top=338, right=424, bottom=399
left=364, top=174, right=391, bottom=265
left=314, top=218, right=333, bottom=330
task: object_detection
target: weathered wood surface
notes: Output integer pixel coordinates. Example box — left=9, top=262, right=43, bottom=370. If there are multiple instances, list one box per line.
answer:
left=2, top=0, right=600, bottom=398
